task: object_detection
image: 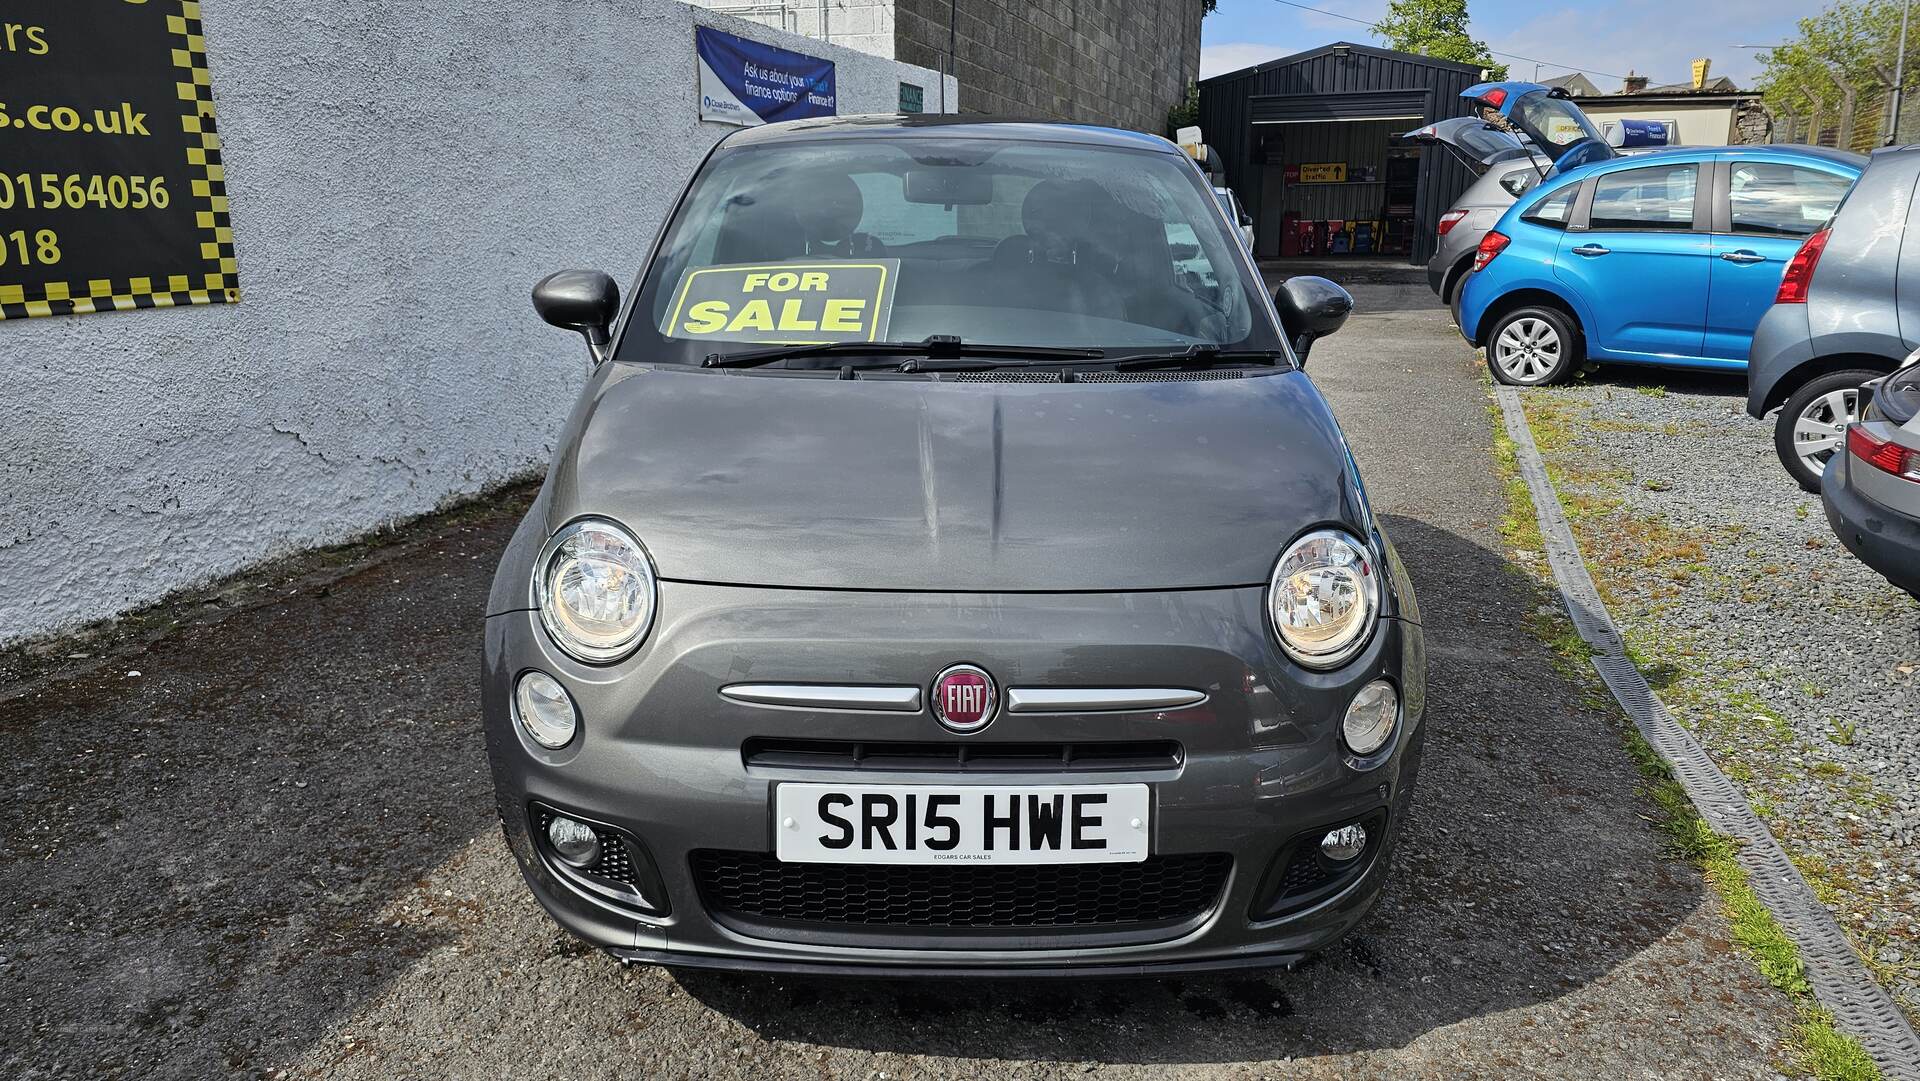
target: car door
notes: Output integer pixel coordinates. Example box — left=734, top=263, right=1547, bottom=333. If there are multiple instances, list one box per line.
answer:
left=1554, top=159, right=1711, bottom=362
left=1705, top=157, right=1856, bottom=361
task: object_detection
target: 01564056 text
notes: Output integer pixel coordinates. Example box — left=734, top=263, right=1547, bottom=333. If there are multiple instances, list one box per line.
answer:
left=0, top=173, right=170, bottom=211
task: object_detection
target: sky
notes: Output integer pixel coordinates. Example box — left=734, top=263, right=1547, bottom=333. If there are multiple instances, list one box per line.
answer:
left=1198, top=0, right=1812, bottom=92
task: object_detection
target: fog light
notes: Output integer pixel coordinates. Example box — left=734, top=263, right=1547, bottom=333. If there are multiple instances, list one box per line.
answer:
left=1342, top=679, right=1398, bottom=756
left=547, top=815, right=601, bottom=867
left=1320, top=823, right=1368, bottom=861
left=514, top=670, right=578, bottom=749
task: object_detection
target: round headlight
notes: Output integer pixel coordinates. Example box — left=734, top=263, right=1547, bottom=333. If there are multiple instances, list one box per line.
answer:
left=535, top=518, right=657, bottom=663
left=1268, top=529, right=1379, bottom=669
left=514, top=670, right=579, bottom=749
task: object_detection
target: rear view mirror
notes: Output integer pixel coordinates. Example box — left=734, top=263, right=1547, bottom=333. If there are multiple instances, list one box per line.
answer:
left=904, top=167, right=994, bottom=205
left=533, top=270, right=620, bottom=366
left=1273, top=276, right=1354, bottom=364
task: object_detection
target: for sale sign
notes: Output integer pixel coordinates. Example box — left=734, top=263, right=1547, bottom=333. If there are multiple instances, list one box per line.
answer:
left=0, top=1, right=238, bottom=321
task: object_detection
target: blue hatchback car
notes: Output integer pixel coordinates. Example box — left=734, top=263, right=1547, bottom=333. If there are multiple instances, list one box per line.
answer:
left=1451, top=85, right=1862, bottom=386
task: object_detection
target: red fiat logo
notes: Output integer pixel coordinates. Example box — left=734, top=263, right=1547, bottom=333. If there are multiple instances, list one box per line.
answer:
left=932, top=664, right=996, bottom=732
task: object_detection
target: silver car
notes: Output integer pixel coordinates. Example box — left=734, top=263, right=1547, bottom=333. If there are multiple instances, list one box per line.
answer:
left=1825, top=361, right=1920, bottom=597
left=483, top=116, right=1426, bottom=976
left=1750, top=145, right=1916, bottom=491
left=1405, top=118, right=1545, bottom=313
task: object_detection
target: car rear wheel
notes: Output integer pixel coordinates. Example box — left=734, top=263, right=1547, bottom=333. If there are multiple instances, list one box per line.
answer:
left=1774, top=368, right=1879, bottom=492
left=1445, top=269, right=1467, bottom=328
left=1486, top=306, right=1578, bottom=386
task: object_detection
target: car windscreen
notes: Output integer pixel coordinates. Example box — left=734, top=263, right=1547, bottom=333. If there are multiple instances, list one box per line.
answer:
left=1510, top=92, right=1607, bottom=157
left=619, top=137, right=1275, bottom=363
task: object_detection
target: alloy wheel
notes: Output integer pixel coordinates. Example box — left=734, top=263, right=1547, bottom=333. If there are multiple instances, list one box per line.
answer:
left=1791, top=387, right=1860, bottom=479
left=1493, top=317, right=1561, bottom=384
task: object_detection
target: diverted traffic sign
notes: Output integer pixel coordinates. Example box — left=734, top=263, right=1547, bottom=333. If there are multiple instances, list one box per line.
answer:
left=0, top=1, right=238, bottom=321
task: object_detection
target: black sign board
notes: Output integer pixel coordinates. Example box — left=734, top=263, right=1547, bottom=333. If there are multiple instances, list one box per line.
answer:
left=0, top=2, right=237, bottom=321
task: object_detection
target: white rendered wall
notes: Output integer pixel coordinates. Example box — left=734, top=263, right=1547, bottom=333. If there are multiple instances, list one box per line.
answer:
left=0, top=0, right=951, bottom=644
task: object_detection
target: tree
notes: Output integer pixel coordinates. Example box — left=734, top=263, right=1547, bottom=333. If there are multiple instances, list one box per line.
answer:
left=1759, top=0, right=1920, bottom=148
left=1371, top=0, right=1508, bottom=79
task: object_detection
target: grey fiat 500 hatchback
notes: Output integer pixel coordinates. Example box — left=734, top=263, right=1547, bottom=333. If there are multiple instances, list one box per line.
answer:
left=484, top=116, right=1426, bottom=976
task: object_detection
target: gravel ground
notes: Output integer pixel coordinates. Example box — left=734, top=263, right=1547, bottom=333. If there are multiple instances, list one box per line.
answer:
left=0, top=282, right=1810, bottom=1078
left=1519, top=367, right=1920, bottom=1020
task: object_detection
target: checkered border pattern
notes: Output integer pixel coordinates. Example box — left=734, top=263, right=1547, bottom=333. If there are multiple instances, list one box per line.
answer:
left=0, top=1, right=240, bottom=320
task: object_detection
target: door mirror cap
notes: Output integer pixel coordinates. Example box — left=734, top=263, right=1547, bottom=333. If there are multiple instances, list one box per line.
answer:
left=1274, top=276, right=1354, bottom=363
left=533, top=270, right=620, bottom=365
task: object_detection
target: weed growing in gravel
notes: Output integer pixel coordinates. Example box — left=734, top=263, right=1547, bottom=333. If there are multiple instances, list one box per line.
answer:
left=1636, top=385, right=1669, bottom=398
left=1797, top=1013, right=1882, bottom=1081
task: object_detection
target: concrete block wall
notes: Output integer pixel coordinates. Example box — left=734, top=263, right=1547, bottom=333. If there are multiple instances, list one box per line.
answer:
left=0, top=0, right=951, bottom=646
left=894, top=0, right=1202, bottom=132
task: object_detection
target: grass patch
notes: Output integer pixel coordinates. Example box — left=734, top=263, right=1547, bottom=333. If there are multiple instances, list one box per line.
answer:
left=1798, top=1011, right=1883, bottom=1081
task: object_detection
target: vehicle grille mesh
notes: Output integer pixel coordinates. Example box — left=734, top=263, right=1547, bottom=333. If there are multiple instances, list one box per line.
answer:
left=690, top=850, right=1230, bottom=928
left=1078, top=369, right=1250, bottom=382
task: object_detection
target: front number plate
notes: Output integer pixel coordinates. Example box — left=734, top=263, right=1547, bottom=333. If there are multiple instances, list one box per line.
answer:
left=773, top=783, right=1150, bottom=865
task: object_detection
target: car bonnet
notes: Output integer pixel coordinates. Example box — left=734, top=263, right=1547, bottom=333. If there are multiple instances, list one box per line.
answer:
left=547, top=364, right=1366, bottom=592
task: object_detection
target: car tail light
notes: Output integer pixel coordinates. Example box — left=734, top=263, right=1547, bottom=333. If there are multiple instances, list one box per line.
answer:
left=1776, top=228, right=1830, bottom=304
left=1481, top=88, right=1509, bottom=109
left=1437, top=209, right=1469, bottom=237
left=1472, top=230, right=1509, bottom=272
left=1848, top=425, right=1920, bottom=479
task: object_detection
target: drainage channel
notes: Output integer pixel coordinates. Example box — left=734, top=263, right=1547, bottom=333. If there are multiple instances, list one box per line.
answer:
left=1493, top=383, right=1920, bottom=1078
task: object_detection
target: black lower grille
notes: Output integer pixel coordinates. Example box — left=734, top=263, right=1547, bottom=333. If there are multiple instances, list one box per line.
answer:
left=691, top=850, right=1231, bottom=929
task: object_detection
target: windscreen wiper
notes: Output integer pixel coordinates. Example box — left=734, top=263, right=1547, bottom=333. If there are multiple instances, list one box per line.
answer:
left=1109, top=346, right=1290, bottom=371
left=702, top=335, right=1104, bottom=369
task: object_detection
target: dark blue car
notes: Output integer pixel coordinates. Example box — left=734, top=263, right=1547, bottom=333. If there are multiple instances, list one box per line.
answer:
left=1449, top=83, right=1863, bottom=386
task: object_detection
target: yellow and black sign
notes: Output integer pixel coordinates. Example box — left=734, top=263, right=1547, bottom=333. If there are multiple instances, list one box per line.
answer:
left=0, top=2, right=238, bottom=321
left=660, top=261, right=897, bottom=345
left=1298, top=162, right=1348, bottom=184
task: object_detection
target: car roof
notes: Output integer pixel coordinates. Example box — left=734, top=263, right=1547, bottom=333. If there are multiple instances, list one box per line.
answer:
left=1546, top=144, right=1866, bottom=185
left=718, top=114, right=1182, bottom=155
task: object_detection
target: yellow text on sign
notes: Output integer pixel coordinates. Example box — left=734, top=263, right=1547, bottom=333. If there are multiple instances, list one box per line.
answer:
left=662, top=262, right=896, bottom=344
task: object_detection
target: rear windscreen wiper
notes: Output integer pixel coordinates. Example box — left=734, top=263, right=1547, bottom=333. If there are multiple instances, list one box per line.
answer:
left=1109, top=346, right=1290, bottom=371
left=703, top=335, right=1104, bottom=369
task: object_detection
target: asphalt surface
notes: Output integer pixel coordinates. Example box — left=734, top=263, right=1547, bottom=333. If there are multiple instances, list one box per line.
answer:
left=1, top=265, right=1806, bottom=1079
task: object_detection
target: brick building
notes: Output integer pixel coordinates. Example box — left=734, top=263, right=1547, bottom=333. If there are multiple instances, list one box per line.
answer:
left=687, top=0, right=1204, bottom=133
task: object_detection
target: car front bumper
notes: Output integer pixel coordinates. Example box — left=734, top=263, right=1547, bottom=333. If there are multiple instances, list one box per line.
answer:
left=482, top=579, right=1426, bottom=975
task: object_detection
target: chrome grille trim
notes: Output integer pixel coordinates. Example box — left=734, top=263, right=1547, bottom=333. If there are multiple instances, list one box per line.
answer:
left=720, top=684, right=923, bottom=713
left=1005, top=687, right=1209, bottom=714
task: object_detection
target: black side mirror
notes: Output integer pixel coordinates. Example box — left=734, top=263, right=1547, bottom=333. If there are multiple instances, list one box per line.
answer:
left=1273, top=276, right=1354, bottom=364
left=533, top=270, right=620, bottom=365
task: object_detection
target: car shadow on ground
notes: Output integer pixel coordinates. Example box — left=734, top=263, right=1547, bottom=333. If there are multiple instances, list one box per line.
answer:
left=669, top=513, right=1733, bottom=1063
